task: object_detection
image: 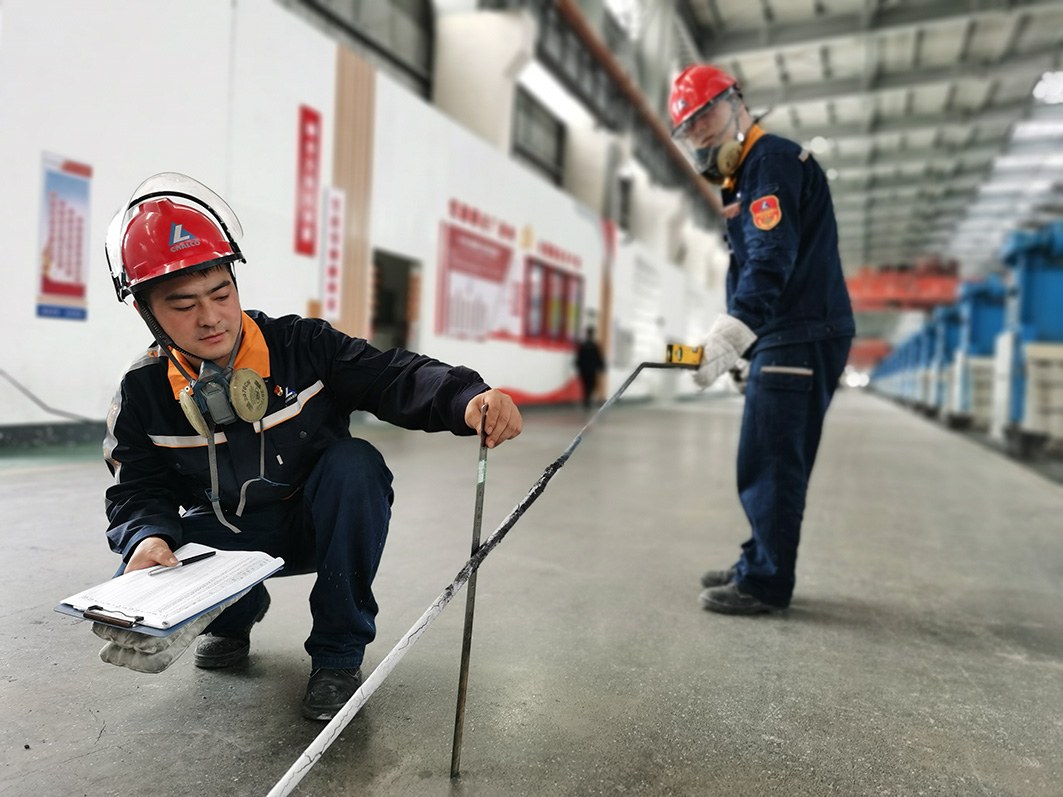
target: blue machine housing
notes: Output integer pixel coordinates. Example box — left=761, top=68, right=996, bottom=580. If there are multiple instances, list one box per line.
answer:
left=956, top=274, right=1006, bottom=358
left=949, top=274, right=1006, bottom=424
left=914, top=322, right=938, bottom=410
left=929, top=304, right=961, bottom=414
left=998, top=221, right=1063, bottom=441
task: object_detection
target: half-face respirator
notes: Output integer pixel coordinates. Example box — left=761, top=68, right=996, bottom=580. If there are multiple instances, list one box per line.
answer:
left=178, top=360, right=269, bottom=438
left=697, top=136, right=744, bottom=184
left=676, top=91, right=745, bottom=184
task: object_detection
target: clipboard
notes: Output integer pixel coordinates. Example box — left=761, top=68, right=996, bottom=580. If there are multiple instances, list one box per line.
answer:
left=55, top=543, right=284, bottom=637
left=53, top=586, right=260, bottom=637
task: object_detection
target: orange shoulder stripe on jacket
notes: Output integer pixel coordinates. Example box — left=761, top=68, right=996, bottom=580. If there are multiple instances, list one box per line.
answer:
left=166, top=312, right=271, bottom=399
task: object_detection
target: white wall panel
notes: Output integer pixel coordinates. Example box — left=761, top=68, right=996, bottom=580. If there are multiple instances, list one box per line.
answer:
left=0, top=1, right=234, bottom=424
left=371, top=71, right=606, bottom=400
left=226, top=0, right=336, bottom=320
left=0, top=1, right=335, bottom=424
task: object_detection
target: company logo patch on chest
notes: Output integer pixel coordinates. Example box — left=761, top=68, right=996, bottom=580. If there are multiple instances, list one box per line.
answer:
left=750, top=194, right=782, bottom=230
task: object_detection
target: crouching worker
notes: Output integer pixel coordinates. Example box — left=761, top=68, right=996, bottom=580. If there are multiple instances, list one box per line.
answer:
left=100, top=173, right=522, bottom=720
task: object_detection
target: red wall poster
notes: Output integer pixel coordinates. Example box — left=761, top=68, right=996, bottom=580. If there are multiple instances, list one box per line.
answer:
left=436, top=224, right=513, bottom=341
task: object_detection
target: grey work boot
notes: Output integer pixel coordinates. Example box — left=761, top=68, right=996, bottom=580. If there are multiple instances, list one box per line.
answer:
left=700, top=582, right=784, bottom=616
left=699, top=567, right=736, bottom=589
left=194, top=590, right=271, bottom=669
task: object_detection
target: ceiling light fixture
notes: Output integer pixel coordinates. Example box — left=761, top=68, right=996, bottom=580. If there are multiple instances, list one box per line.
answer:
left=1032, top=71, right=1063, bottom=105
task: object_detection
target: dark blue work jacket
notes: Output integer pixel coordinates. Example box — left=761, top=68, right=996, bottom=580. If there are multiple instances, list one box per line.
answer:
left=722, top=127, right=855, bottom=352
left=103, top=310, right=487, bottom=559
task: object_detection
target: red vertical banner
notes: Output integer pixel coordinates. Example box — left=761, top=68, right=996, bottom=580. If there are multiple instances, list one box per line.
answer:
left=294, top=105, right=322, bottom=255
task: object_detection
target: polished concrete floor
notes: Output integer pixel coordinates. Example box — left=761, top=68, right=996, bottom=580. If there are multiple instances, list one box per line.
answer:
left=2, top=389, right=1062, bottom=797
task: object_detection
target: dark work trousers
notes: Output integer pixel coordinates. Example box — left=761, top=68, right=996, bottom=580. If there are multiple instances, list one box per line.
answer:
left=578, top=371, right=597, bottom=407
left=732, top=336, right=851, bottom=607
left=178, top=437, right=393, bottom=669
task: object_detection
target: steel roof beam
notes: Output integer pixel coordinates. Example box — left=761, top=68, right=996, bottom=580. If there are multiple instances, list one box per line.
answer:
left=830, top=160, right=993, bottom=192
left=689, top=0, right=1061, bottom=61
left=765, top=98, right=1029, bottom=143
left=749, top=43, right=1058, bottom=110
left=822, top=136, right=1063, bottom=172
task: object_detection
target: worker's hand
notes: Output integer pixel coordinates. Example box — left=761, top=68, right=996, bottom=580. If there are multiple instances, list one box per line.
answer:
left=126, top=536, right=179, bottom=573
left=694, top=314, right=757, bottom=389
left=466, top=389, right=523, bottom=448
left=729, top=358, right=750, bottom=394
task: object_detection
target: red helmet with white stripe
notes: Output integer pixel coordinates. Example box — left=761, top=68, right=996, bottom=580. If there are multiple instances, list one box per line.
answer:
left=106, top=173, right=244, bottom=302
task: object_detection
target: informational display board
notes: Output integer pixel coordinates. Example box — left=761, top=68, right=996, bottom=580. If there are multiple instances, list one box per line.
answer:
left=37, top=154, right=92, bottom=321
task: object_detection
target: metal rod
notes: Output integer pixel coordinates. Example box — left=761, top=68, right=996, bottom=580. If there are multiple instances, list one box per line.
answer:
left=266, top=361, right=696, bottom=797
left=450, top=404, right=489, bottom=778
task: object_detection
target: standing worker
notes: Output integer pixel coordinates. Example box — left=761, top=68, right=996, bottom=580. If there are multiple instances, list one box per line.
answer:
left=668, top=65, right=855, bottom=615
left=100, top=173, right=522, bottom=719
left=575, top=325, right=605, bottom=408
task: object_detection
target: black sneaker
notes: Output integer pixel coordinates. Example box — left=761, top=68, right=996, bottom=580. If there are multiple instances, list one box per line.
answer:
left=301, top=667, right=363, bottom=721
left=700, top=567, right=736, bottom=589
left=194, top=589, right=271, bottom=669
left=700, top=582, right=783, bottom=615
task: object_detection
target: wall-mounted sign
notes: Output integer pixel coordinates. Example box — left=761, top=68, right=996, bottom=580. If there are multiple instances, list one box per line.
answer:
left=37, top=154, right=92, bottom=320
left=436, top=224, right=513, bottom=341
left=321, top=187, right=346, bottom=322
left=294, top=104, right=322, bottom=256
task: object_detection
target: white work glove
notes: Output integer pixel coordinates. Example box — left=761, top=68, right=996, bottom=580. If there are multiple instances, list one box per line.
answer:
left=92, top=590, right=247, bottom=674
left=694, top=315, right=757, bottom=390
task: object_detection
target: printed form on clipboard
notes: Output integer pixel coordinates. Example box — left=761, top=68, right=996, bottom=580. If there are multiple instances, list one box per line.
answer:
left=56, top=543, right=284, bottom=636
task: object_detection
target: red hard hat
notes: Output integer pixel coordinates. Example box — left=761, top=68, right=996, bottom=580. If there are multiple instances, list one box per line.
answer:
left=120, top=199, right=237, bottom=293
left=669, top=65, right=739, bottom=136
left=106, top=173, right=245, bottom=302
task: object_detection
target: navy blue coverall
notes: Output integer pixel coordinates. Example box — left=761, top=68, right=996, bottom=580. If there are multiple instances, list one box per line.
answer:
left=104, top=311, right=490, bottom=669
left=720, top=126, right=855, bottom=607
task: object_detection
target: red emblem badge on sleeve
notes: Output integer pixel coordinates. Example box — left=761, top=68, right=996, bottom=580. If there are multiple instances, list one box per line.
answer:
left=750, top=195, right=782, bottom=230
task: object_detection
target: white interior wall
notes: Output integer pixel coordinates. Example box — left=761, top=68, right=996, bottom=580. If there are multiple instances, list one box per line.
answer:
left=562, top=121, right=614, bottom=216
left=432, top=9, right=534, bottom=150
left=227, top=0, right=336, bottom=319
left=610, top=240, right=663, bottom=399
left=627, top=166, right=686, bottom=257
left=0, top=1, right=335, bottom=425
left=0, top=1, right=235, bottom=424
left=679, top=220, right=730, bottom=298
left=513, top=60, right=615, bottom=218
left=371, top=71, right=606, bottom=396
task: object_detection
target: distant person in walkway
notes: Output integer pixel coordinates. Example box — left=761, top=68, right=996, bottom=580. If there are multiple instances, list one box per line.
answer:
left=100, top=173, right=522, bottom=719
left=669, top=65, right=855, bottom=614
left=575, top=325, right=605, bottom=408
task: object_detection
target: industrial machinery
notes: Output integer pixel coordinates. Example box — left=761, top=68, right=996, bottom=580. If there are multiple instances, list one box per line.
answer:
left=945, top=275, right=1005, bottom=430
left=929, top=304, right=961, bottom=418
left=991, top=222, right=1063, bottom=458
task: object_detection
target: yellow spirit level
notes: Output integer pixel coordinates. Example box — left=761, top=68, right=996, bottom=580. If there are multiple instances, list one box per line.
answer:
left=665, top=344, right=704, bottom=366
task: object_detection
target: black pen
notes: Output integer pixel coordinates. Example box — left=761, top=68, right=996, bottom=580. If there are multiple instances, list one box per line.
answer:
left=147, top=550, right=217, bottom=576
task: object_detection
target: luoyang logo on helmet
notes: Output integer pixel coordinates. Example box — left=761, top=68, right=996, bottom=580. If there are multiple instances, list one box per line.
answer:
left=168, top=222, right=202, bottom=253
